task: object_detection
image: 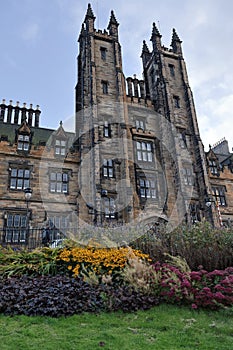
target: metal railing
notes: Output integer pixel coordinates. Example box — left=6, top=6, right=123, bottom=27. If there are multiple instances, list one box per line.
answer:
left=0, top=228, right=67, bottom=250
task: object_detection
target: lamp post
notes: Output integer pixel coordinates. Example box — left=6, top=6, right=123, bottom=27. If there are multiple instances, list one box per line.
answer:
left=24, top=188, right=32, bottom=238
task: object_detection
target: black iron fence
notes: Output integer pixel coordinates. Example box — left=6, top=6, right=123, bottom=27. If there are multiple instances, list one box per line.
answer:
left=0, top=227, right=67, bottom=250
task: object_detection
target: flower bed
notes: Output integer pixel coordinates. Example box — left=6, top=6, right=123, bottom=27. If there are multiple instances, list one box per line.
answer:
left=57, top=246, right=151, bottom=277
left=0, top=244, right=232, bottom=315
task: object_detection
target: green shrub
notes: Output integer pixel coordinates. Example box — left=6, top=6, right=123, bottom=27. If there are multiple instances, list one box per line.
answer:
left=0, top=246, right=64, bottom=277
left=130, top=221, right=233, bottom=271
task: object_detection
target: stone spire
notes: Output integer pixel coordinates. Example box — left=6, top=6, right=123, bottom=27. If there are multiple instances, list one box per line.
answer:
left=141, top=40, right=151, bottom=65
left=107, top=10, right=119, bottom=39
left=141, top=40, right=150, bottom=54
left=85, top=3, right=95, bottom=20
left=84, top=3, right=95, bottom=32
left=171, top=28, right=182, bottom=55
left=150, top=22, right=162, bottom=52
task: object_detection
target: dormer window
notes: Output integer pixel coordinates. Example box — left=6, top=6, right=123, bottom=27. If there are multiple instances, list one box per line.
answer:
left=17, top=134, right=30, bottom=151
left=55, top=139, right=66, bottom=156
left=208, top=159, right=218, bottom=175
left=15, top=121, right=32, bottom=152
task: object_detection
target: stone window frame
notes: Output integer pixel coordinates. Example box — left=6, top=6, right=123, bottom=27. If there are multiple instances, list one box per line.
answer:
left=46, top=214, right=71, bottom=237
left=189, top=203, right=201, bottom=224
left=103, top=121, right=111, bottom=137
left=173, top=95, right=180, bottom=108
left=9, top=166, right=31, bottom=191
left=3, top=211, right=27, bottom=243
left=212, top=186, right=227, bottom=206
left=101, top=80, right=109, bottom=95
left=136, top=140, right=153, bottom=163
left=208, top=159, right=218, bottom=175
left=55, top=138, right=67, bottom=156
left=135, top=119, right=145, bottom=131
left=168, top=64, right=175, bottom=77
left=182, top=167, right=193, bottom=186
left=17, top=134, right=30, bottom=152
left=138, top=177, right=157, bottom=199
left=49, top=169, right=69, bottom=194
left=103, top=159, right=114, bottom=178
left=103, top=197, right=116, bottom=219
left=100, top=46, right=107, bottom=61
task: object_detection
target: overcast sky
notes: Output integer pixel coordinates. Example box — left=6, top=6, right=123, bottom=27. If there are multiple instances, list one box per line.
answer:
left=0, top=0, right=232, bottom=151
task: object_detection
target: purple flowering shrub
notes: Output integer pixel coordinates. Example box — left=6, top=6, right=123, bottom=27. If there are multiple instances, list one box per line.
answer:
left=190, top=267, right=233, bottom=309
left=152, top=262, right=233, bottom=309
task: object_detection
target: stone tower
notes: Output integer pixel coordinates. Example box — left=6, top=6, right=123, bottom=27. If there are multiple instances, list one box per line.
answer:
left=140, top=24, right=212, bottom=225
left=75, top=4, right=212, bottom=230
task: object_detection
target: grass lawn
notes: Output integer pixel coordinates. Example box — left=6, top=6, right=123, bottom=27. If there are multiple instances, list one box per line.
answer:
left=0, top=304, right=232, bottom=350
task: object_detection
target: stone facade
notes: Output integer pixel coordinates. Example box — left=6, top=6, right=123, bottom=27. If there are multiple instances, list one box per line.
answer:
left=0, top=4, right=233, bottom=246
left=75, top=5, right=213, bottom=228
left=0, top=101, right=79, bottom=244
left=206, top=139, right=233, bottom=226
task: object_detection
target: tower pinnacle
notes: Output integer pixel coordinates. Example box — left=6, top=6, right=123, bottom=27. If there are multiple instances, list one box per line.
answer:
left=150, top=22, right=162, bottom=51
left=85, top=3, right=96, bottom=21
left=84, top=3, right=95, bottom=33
left=107, top=10, right=119, bottom=38
left=171, top=28, right=182, bottom=54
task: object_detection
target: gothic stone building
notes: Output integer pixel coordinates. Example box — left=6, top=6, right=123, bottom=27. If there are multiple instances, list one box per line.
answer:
left=0, top=4, right=232, bottom=246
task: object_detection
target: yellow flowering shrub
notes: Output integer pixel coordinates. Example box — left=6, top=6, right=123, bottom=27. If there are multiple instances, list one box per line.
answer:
left=57, top=246, right=151, bottom=277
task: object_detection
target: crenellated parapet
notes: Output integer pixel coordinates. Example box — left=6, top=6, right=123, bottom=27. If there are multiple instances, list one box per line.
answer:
left=0, top=99, right=41, bottom=127
left=78, top=4, right=119, bottom=42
